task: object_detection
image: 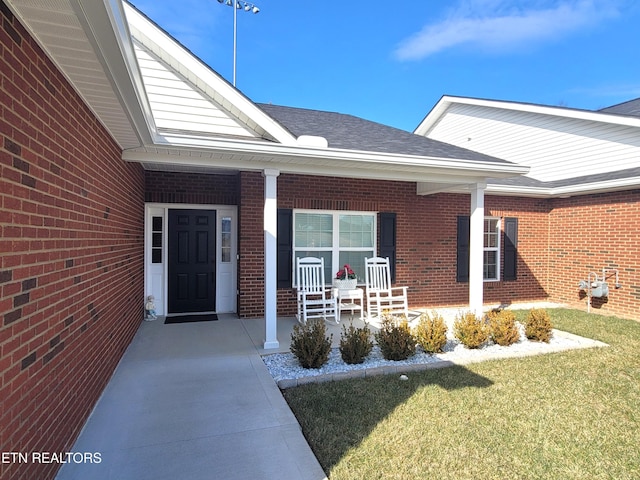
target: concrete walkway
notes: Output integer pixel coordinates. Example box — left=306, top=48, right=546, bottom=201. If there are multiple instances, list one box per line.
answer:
left=56, top=315, right=327, bottom=480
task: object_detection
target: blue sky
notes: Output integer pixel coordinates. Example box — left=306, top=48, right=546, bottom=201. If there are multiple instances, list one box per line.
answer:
left=129, top=0, right=640, bottom=131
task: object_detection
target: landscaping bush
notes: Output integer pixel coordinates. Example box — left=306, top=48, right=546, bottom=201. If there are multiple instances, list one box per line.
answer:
left=454, top=311, right=490, bottom=349
left=525, top=308, right=553, bottom=342
left=290, top=319, right=333, bottom=369
left=339, top=322, right=373, bottom=364
left=413, top=311, right=448, bottom=353
left=487, top=309, right=520, bottom=346
left=374, top=314, right=417, bottom=361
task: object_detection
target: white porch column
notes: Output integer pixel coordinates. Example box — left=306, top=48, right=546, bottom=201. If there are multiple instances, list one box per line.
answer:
left=469, top=183, right=486, bottom=316
left=263, top=169, right=280, bottom=349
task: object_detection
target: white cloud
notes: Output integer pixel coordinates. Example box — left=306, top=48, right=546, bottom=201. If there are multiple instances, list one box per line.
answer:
left=394, top=1, right=619, bottom=61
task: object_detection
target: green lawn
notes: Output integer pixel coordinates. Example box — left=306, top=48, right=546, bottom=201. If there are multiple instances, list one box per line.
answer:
left=282, top=309, right=640, bottom=479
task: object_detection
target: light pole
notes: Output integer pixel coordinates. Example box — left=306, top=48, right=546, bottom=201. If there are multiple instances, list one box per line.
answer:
left=216, top=0, right=260, bottom=87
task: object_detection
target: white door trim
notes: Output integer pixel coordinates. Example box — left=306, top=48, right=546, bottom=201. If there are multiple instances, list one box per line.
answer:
left=144, top=203, right=237, bottom=316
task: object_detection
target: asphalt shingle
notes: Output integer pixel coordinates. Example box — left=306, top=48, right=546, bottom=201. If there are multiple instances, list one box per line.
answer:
left=257, top=103, right=512, bottom=164
left=598, top=97, right=640, bottom=118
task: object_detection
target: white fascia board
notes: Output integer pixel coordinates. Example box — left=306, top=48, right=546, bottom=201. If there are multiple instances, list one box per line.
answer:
left=123, top=4, right=297, bottom=147
left=416, top=182, right=487, bottom=196
left=414, top=96, right=452, bottom=136
left=415, top=95, right=640, bottom=136
left=124, top=149, right=476, bottom=183
left=72, top=0, right=155, bottom=145
left=487, top=176, right=640, bottom=198
left=145, top=133, right=530, bottom=178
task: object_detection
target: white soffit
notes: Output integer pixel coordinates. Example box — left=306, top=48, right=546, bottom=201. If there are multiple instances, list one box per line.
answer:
left=6, top=0, right=146, bottom=149
left=124, top=142, right=528, bottom=184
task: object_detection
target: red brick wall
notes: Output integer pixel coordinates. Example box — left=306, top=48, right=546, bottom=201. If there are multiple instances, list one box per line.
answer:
left=0, top=5, right=145, bottom=480
left=238, top=171, right=265, bottom=317
left=547, top=190, right=640, bottom=320
left=238, top=173, right=553, bottom=317
left=484, top=196, right=551, bottom=306
left=241, top=174, right=637, bottom=321
left=145, top=171, right=239, bottom=205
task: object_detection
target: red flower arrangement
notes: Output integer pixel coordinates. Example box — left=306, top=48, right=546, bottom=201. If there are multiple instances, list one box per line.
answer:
left=335, top=264, right=357, bottom=280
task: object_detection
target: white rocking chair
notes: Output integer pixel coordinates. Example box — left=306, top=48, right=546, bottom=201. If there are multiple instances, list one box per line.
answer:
left=295, top=257, right=337, bottom=324
left=364, top=256, right=409, bottom=321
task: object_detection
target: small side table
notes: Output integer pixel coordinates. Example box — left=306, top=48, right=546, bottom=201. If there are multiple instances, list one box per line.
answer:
left=332, top=287, right=365, bottom=322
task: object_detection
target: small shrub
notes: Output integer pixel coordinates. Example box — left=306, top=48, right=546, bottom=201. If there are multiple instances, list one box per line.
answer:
left=525, top=308, right=553, bottom=343
left=487, top=309, right=520, bottom=346
left=290, top=319, right=333, bottom=369
left=374, top=314, right=417, bottom=361
left=413, top=311, right=448, bottom=353
left=339, top=322, right=373, bottom=364
left=453, top=311, right=489, bottom=349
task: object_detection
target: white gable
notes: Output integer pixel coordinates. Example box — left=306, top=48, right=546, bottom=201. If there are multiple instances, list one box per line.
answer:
left=134, top=42, right=258, bottom=139
left=422, top=101, right=640, bottom=183
left=124, top=3, right=297, bottom=146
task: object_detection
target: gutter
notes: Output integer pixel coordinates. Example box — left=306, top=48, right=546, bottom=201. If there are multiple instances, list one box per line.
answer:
left=124, top=137, right=530, bottom=182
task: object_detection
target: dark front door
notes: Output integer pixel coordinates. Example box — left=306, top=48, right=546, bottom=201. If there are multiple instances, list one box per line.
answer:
left=168, top=209, right=216, bottom=313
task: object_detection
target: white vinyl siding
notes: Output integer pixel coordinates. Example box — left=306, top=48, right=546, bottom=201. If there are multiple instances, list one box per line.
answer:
left=134, top=43, right=258, bottom=138
left=428, top=103, right=640, bottom=182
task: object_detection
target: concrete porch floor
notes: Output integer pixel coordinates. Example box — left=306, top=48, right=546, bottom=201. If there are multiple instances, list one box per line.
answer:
left=55, top=314, right=328, bottom=480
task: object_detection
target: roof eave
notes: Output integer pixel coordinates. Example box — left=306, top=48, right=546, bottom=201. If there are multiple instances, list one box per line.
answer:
left=124, top=137, right=529, bottom=183
left=415, top=95, right=640, bottom=136
left=123, top=3, right=298, bottom=147
left=487, top=177, right=640, bottom=198
left=71, top=0, right=155, bottom=146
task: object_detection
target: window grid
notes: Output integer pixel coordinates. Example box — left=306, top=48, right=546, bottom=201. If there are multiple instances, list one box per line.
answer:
left=293, top=211, right=376, bottom=285
left=484, top=218, right=500, bottom=281
left=151, top=216, right=163, bottom=264
left=221, top=216, right=232, bottom=263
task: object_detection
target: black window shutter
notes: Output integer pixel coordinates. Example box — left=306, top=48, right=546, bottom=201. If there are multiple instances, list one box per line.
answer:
left=503, top=217, right=518, bottom=281
left=456, top=216, right=470, bottom=283
left=379, top=212, right=397, bottom=282
left=277, top=209, right=293, bottom=288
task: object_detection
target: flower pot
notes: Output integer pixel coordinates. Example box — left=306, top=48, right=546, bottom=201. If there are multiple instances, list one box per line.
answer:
left=333, top=279, right=357, bottom=290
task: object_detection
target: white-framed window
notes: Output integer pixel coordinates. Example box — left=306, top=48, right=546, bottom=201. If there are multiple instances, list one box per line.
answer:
left=484, top=217, right=500, bottom=281
left=293, top=210, right=376, bottom=285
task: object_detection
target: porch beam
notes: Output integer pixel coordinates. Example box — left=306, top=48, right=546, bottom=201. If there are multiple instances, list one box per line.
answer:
left=263, top=169, right=280, bottom=349
left=469, top=182, right=486, bottom=316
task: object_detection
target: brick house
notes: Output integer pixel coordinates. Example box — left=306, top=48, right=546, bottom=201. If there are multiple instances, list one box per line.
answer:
left=1, top=1, right=638, bottom=479
left=415, top=96, right=640, bottom=320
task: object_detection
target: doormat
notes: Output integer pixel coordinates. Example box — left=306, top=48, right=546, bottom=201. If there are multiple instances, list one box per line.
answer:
left=164, top=314, right=218, bottom=324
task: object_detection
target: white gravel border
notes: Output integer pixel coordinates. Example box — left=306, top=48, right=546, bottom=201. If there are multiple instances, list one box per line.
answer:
left=262, top=328, right=608, bottom=389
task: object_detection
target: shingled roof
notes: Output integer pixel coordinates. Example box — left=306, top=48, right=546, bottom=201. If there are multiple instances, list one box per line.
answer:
left=488, top=166, right=640, bottom=189
left=598, top=98, right=640, bottom=118
left=257, top=103, right=512, bottom=165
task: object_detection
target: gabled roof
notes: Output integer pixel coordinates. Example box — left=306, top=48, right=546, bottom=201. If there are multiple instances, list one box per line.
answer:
left=124, top=3, right=297, bottom=146
left=6, top=0, right=528, bottom=187
left=416, top=95, right=640, bottom=197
